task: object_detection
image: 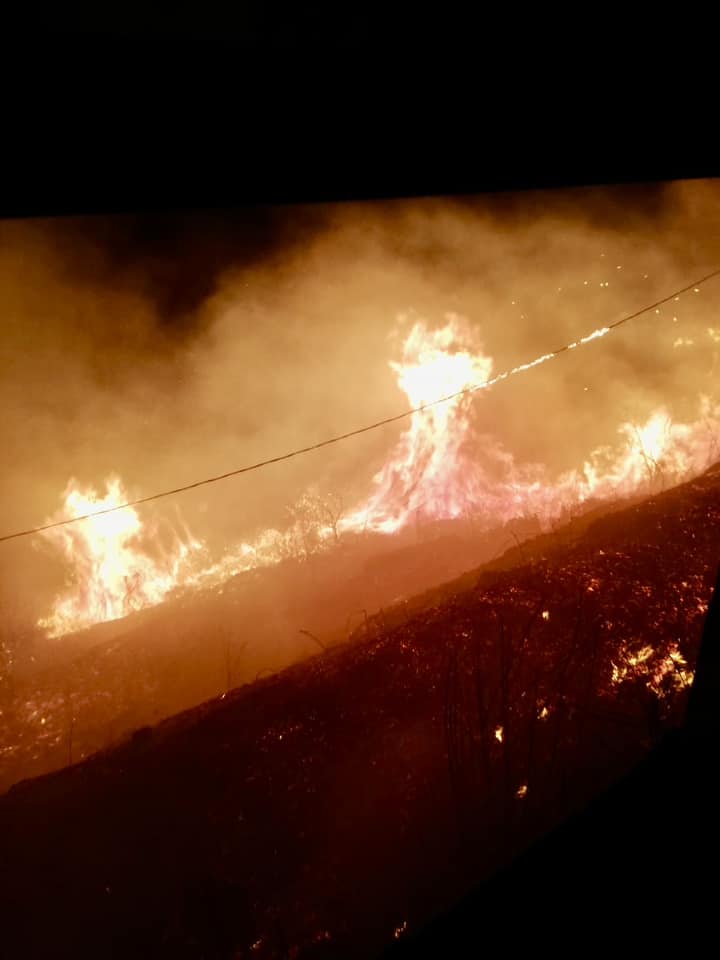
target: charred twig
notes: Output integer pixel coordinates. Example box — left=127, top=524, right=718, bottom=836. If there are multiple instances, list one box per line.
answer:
left=524, top=670, right=542, bottom=810
left=443, top=638, right=469, bottom=850
left=65, top=686, right=75, bottom=766
left=545, top=589, right=585, bottom=788
left=299, top=629, right=326, bottom=652
left=493, top=609, right=513, bottom=823
left=509, top=529, right=529, bottom=567
left=223, top=633, right=248, bottom=692
left=473, top=656, right=492, bottom=796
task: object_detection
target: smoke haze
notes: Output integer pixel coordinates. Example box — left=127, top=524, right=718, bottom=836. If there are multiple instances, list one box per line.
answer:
left=2, top=179, right=720, bottom=619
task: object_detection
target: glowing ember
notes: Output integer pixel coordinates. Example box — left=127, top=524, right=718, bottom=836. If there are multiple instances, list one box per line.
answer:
left=610, top=641, right=694, bottom=698
left=516, top=784, right=528, bottom=799
left=494, top=725, right=504, bottom=743
left=38, top=477, right=202, bottom=637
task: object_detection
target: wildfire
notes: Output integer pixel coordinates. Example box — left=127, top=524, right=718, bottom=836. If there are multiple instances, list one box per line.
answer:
left=610, top=641, right=694, bottom=698
left=342, top=315, right=720, bottom=535
left=38, top=476, right=203, bottom=638
left=37, top=313, right=720, bottom=638
left=342, top=315, right=493, bottom=534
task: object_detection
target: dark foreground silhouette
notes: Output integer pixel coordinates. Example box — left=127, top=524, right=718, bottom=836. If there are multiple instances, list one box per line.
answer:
left=1, top=465, right=718, bottom=959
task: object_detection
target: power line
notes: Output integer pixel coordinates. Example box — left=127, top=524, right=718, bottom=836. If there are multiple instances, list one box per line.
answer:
left=2, top=266, right=720, bottom=545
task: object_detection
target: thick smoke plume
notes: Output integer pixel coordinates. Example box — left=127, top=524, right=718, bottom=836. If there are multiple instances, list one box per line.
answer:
left=1, top=180, right=720, bottom=629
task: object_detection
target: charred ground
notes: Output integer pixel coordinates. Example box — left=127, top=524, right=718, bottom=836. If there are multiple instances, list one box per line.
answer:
left=0, top=465, right=718, bottom=958
left=0, top=510, right=552, bottom=794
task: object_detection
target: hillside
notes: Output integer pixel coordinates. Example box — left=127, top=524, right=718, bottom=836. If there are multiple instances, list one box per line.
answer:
left=0, top=506, right=584, bottom=794
left=0, top=465, right=718, bottom=959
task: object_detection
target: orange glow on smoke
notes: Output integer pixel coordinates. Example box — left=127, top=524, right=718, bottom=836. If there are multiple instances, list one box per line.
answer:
left=38, top=315, right=720, bottom=638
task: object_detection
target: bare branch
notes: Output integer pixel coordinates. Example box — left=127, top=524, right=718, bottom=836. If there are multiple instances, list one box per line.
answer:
left=299, top=629, right=326, bottom=651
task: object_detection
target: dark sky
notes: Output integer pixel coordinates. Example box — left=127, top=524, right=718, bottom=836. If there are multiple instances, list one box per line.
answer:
left=43, top=207, right=329, bottom=334
left=35, top=181, right=676, bottom=335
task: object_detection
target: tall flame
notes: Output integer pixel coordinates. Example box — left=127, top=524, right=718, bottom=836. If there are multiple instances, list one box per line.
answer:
left=38, top=314, right=720, bottom=637
left=39, top=476, right=202, bottom=638
left=341, top=316, right=720, bottom=534
left=343, top=315, right=493, bottom=534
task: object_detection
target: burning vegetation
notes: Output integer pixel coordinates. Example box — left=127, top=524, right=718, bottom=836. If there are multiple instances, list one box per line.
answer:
left=33, top=313, right=720, bottom=639
left=0, top=462, right=718, bottom=958
left=1, top=182, right=720, bottom=958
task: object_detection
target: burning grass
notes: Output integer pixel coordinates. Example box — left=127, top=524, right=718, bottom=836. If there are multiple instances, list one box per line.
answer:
left=34, top=316, right=720, bottom=640
left=0, top=464, right=718, bottom=958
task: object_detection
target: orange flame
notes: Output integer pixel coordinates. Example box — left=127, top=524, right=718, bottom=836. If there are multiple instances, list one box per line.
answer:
left=342, top=316, right=720, bottom=535
left=39, top=477, right=202, bottom=637
left=38, top=315, right=720, bottom=637
left=610, top=641, right=694, bottom=698
left=343, top=315, right=493, bottom=534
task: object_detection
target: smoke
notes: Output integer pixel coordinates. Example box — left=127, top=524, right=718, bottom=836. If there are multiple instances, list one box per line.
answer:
left=2, top=179, right=720, bottom=619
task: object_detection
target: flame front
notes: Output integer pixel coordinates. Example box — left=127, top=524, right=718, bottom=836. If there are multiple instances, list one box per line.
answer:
left=342, top=316, right=720, bottom=535
left=39, top=477, right=202, bottom=638
left=38, top=313, right=720, bottom=638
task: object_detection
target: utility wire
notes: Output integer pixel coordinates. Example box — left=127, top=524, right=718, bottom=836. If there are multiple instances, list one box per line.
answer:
left=2, top=266, right=719, bottom=545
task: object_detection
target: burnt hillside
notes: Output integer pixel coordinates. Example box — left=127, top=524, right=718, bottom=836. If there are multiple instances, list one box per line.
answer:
left=0, top=507, right=575, bottom=794
left=0, top=465, right=718, bottom=959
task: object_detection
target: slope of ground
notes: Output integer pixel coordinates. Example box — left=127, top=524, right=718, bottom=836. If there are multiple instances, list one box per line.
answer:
left=387, top=718, right=720, bottom=958
left=0, top=509, right=577, bottom=793
left=388, top=562, right=720, bottom=958
left=0, top=466, right=718, bottom=959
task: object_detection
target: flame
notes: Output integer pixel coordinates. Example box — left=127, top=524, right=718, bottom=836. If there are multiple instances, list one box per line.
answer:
left=38, top=476, right=202, bottom=637
left=342, top=315, right=493, bottom=534
left=610, top=641, right=694, bottom=698
left=38, top=313, right=720, bottom=637
left=342, top=315, right=720, bottom=535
